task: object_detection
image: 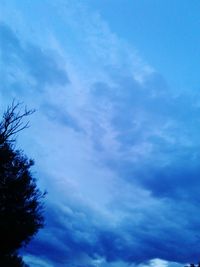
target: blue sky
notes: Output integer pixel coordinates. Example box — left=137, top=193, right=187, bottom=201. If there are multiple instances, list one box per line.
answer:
left=89, top=0, right=200, bottom=91
left=1, top=1, right=200, bottom=266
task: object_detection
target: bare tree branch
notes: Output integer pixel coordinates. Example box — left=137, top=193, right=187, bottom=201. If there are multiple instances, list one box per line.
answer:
left=0, top=100, right=35, bottom=144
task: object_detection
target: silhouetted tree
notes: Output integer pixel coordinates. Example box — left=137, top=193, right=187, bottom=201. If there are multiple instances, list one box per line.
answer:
left=0, top=101, right=45, bottom=266
left=184, top=264, right=200, bottom=267
left=0, top=254, right=28, bottom=267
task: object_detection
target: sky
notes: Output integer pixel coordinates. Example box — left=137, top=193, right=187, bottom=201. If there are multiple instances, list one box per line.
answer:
left=1, top=1, right=200, bottom=266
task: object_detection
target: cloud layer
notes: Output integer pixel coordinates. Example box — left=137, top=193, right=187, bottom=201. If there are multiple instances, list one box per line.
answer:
left=1, top=1, right=200, bottom=266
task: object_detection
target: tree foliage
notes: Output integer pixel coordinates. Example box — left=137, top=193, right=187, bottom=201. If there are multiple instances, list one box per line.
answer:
left=0, top=254, right=28, bottom=267
left=0, top=102, right=45, bottom=266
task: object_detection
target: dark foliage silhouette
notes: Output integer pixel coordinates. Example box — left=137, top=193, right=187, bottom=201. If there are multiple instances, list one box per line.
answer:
left=185, top=263, right=200, bottom=267
left=0, top=102, right=45, bottom=266
left=0, top=254, right=28, bottom=267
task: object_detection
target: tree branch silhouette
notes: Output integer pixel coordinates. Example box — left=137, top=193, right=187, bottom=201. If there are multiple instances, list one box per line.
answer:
left=0, top=101, right=45, bottom=267
left=0, top=101, right=35, bottom=144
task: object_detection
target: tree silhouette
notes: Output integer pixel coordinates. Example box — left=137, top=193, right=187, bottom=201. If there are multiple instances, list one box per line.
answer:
left=0, top=254, right=28, bottom=267
left=0, top=102, right=45, bottom=266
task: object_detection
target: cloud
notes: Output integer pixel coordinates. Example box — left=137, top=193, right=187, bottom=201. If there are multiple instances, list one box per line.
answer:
left=28, top=196, right=199, bottom=265
left=41, top=103, right=83, bottom=133
left=22, top=191, right=198, bottom=266
left=0, top=23, right=69, bottom=98
left=1, top=2, right=200, bottom=267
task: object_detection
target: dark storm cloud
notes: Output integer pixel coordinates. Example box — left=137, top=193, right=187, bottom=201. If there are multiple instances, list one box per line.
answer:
left=91, top=72, right=200, bottom=191
left=23, top=201, right=100, bottom=265
left=23, top=195, right=200, bottom=266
